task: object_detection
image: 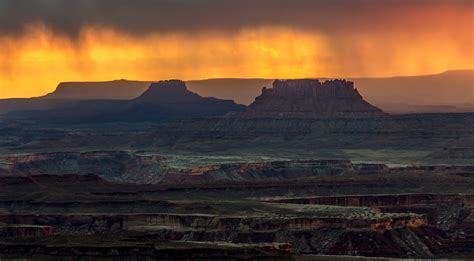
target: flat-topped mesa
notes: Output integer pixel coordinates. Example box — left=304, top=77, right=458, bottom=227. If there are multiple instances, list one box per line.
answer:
left=131, top=79, right=245, bottom=118
left=239, top=79, right=386, bottom=119
left=44, top=80, right=150, bottom=100
left=136, top=80, right=203, bottom=103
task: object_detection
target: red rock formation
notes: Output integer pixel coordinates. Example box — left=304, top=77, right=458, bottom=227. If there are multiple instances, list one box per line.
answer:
left=238, top=79, right=386, bottom=119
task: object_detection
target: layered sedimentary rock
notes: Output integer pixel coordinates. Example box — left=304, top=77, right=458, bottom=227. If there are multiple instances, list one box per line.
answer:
left=160, top=160, right=389, bottom=185
left=0, top=212, right=427, bottom=234
left=238, top=79, right=386, bottom=119
left=0, top=151, right=168, bottom=183
left=3, top=152, right=474, bottom=185
left=162, top=80, right=473, bottom=150
left=161, top=160, right=474, bottom=185
left=0, top=172, right=473, bottom=258
left=167, top=112, right=474, bottom=149
left=269, top=194, right=474, bottom=208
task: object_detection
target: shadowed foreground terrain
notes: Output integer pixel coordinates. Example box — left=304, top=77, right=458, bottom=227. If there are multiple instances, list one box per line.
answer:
left=0, top=168, right=473, bottom=259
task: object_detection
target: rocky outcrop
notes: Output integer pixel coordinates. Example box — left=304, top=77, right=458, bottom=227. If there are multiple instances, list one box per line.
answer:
left=0, top=211, right=432, bottom=258
left=159, top=160, right=474, bottom=186
left=238, top=79, right=386, bottom=119
left=160, top=160, right=388, bottom=185
left=4, top=152, right=474, bottom=186
left=0, top=212, right=425, bottom=234
left=0, top=151, right=168, bottom=183
left=269, top=194, right=468, bottom=207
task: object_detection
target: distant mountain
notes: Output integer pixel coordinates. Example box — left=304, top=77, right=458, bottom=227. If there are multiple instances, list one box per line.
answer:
left=0, top=80, right=150, bottom=115
left=352, top=70, right=474, bottom=114
left=8, top=80, right=244, bottom=123
left=0, top=70, right=472, bottom=115
left=43, top=80, right=150, bottom=100
left=238, top=79, right=385, bottom=119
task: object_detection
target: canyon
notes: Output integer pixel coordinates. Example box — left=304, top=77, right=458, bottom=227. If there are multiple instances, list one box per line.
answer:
left=0, top=171, right=472, bottom=259
left=0, top=148, right=472, bottom=259
left=0, top=77, right=472, bottom=259
left=2, top=151, right=474, bottom=185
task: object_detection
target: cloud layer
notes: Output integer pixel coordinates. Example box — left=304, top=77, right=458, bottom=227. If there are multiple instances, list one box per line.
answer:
left=0, top=0, right=473, bottom=98
left=1, top=0, right=472, bottom=37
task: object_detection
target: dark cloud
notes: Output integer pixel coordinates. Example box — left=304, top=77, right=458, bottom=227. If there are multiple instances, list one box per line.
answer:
left=0, top=0, right=471, bottom=37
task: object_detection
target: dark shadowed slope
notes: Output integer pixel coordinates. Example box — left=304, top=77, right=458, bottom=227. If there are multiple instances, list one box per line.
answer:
left=0, top=98, right=74, bottom=115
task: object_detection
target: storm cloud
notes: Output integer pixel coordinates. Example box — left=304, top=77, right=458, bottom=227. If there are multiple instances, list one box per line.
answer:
left=1, top=0, right=472, bottom=37
left=0, top=0, right=472, bottom=99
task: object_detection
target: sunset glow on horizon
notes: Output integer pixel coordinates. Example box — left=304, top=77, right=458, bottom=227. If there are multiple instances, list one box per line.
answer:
left=0, top=0, right=473, bottom=99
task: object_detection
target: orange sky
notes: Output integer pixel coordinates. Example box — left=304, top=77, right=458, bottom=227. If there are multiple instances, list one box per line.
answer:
left=0, top=2, right=473, bottom=99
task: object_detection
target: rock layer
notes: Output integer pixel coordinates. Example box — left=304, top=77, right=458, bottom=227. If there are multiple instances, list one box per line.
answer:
left=0, top=151, right=168, bottom=183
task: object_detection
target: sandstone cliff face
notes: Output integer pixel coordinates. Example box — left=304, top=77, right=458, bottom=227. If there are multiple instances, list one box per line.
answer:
left=238, top=79, right=386, bottom=119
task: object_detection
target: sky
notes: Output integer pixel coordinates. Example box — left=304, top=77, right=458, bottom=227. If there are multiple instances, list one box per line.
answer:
left=0, top=0, right=473, bottom=98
